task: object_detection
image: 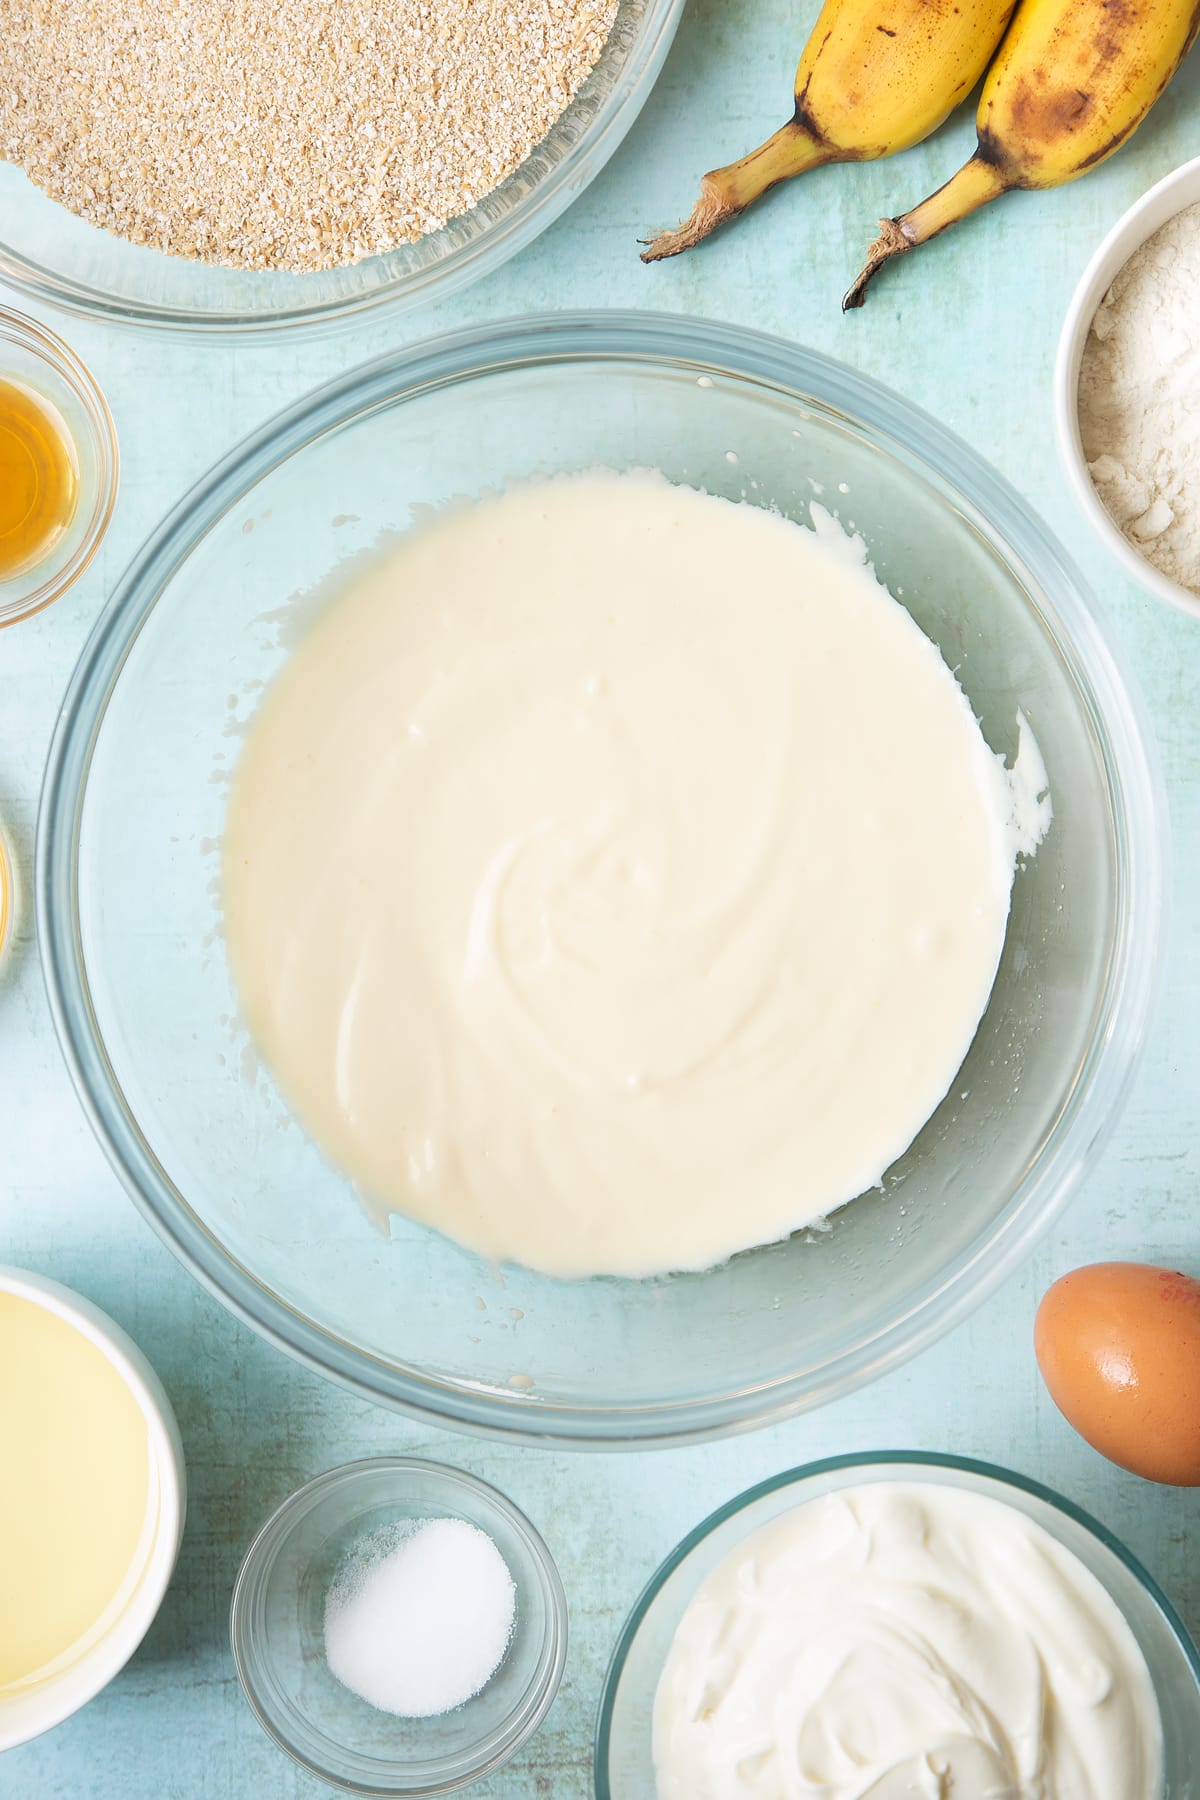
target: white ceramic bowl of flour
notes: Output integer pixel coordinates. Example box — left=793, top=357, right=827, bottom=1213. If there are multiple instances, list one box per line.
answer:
left=1055, top=153, right=1200, bottom=622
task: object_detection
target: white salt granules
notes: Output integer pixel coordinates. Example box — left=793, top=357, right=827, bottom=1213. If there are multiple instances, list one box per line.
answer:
left=324, top=1517, right=516, bottom=1717
left=1078, top=200, right=1200, bottom=595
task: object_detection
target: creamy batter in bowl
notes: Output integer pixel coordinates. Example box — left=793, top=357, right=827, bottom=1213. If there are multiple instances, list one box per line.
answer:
left=221, top=473, right=1049, bottom=1280
left=38, top=313, right=1163, bottom=1444
left=596, top=1455, right=1200, bottom=1797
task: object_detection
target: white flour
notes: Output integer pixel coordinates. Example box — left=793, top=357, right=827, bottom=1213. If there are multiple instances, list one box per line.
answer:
left=1078, top=199, right=1200, bottom=594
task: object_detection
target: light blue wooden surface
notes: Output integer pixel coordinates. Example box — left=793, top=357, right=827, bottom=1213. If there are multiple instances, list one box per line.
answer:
left=3, top=4, right=1200, bottom=1793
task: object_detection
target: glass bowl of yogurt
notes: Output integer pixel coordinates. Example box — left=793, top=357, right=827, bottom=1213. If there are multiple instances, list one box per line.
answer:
left=595, top=1452, right=1200, bottom=1797
left=37, top=311, right=1164, bottom=1445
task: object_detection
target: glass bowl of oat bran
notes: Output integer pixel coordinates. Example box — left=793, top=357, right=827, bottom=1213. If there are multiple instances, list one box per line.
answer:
left=0, top=0, right=683, bottom=337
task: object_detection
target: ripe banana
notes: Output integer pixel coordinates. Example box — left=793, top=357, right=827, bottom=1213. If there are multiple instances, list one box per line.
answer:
left=844, top=0, right=1200, bottom=307
left=640, top=0, right=1018, bottom=262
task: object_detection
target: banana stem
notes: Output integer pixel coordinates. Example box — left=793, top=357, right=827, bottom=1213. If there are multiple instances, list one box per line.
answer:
left=842, top=154, right=1010, bottom=309
left=641, top=119, right=832, bottom=262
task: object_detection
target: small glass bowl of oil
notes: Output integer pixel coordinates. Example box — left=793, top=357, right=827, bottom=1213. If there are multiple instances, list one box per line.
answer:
left=0, top=308, right=118, bottom=627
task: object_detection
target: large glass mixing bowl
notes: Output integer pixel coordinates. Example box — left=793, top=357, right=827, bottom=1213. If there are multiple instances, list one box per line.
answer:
left=38, top=313, right=1165, bottom=1447
left=0, top=0, right=682, bottom=336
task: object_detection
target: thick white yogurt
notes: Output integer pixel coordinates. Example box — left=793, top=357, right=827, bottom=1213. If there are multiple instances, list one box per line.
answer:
left=224, top=471, right=1047, bottom=1278
left=653, top=1482, right=1162, bottom=1800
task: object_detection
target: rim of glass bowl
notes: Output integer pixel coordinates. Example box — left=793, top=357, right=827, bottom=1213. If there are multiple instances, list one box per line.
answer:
left=36, top=311, right=1167, bottom=1449
left=0, top=307, right=120, bottom=627
left=0, top=821, right=11, bottom=965
left=592, top=1449, right=1200, bottom=1795
left=230, top=1457, right=568, bottom=1797
left=0, top=0, right=685, bottom=339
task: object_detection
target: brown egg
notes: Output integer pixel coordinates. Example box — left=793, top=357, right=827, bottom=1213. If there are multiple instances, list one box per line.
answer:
left=1035, top=1261, right=1200, bottom=1486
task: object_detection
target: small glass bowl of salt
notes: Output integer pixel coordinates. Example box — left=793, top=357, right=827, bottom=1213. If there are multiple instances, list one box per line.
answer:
left=230, top=1458, right=567, bottom=1794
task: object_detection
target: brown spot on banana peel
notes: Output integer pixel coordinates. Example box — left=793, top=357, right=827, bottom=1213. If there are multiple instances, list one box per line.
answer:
left=794, top=33, right=833, bottom=116
left=1006, top=79, right=1095, bottom=141
left=843, top=0, right=1200, bottom=316
left=1072, top=10, right=1200, bottom=171
left=993, top=1, right=1200, bottom=178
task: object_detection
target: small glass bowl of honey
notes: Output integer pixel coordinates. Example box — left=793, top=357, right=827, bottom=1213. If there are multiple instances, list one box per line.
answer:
left=0, top=308, right=118, bottom=627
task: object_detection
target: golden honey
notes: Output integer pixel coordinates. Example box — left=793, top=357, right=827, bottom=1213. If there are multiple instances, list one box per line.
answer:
left=0, top=378, right=79, bottom=582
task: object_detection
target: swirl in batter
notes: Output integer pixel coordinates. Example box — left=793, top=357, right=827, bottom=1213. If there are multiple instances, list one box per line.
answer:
left=223, top=472, right=1041, bottom=1277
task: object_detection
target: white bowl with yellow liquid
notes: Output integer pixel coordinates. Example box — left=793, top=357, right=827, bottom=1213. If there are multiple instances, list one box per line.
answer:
left=0, top=1267, right=186, bottom=1749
